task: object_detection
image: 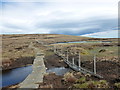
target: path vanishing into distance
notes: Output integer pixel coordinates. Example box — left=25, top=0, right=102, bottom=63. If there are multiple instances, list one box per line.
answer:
left=18, top=42, right=46, bottom=89
left=18, top=40, right=103, bottom=89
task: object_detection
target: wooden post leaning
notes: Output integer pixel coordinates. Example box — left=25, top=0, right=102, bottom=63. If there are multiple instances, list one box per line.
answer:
left=94, top=55, right=97, bottom=74
left=66, top=50, right=68, bottom=62
left=78, top=52, right=81, bottom=70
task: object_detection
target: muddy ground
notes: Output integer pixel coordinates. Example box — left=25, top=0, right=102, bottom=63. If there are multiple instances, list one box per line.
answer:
left=2, top=34, right=118, bottom=70
left=66, top=56, right=120, bottom=83
left=44, top=50, right=68, bottom=69
left=2, top=56, right=34, bottom=70
left=41, top=49, right=120, bottom=88
left=1, top=34, right=119, bottom=89
left=82, top=61, right=120, bottom=83
left=2, top=49, right=120, bottom=89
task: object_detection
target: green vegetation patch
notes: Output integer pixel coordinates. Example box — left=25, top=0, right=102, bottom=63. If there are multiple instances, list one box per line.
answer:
left=114, top=83, right=120, bottom=88
left=76, top=77, right=86, bottom=83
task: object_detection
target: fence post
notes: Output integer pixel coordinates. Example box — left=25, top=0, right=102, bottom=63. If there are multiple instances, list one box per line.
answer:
left=72, top=57, right=75, bottom=65
left=54, top=45, right=56, bottom=53
left=59, top=46, right=61, bottom=55
left=56, top=46, right=57, bottom=52
left=78, top=52, right=81, bottom=70
left=61, top=47, right=63, bottom=55
left=94, top=55, right=96, bottom=74
left=66, top=50, right=68, bottom=62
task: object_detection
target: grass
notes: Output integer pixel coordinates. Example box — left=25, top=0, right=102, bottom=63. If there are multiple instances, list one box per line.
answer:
left=73, top=76, right=109, bottom=88
left=75, top=77, right=86, bottom=83
left=73, top=83, right=90, bottom=88
left=50, top=42, right=119, bottom=61
left=2, top=34, right=119, bottom=68
left=2, top=48, right=35, bottom=59
left=114, top=83, right=120, bottom=88
left=44, top=50, right=54, bottom=57
left=87, top=46, right=118, bottom=58
left=63, top=72, right=77, bottom=83
left=63, top=72, right=110, bottom=88
left=2, top=34, right=90, bottom=68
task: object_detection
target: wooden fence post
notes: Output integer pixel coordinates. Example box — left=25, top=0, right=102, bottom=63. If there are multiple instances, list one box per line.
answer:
left=78, top=52, right=81, bottom=70
left=54, top=45, right=56, bottom=53
left=61, top=47, right=63, bottom=55
left=56, top=46, right=57, bottom=52
left=66, top=50, right=68, bottom=62
left=94, top=55, right=96, bottom=74
left=72, top=57, right=75, bottom=65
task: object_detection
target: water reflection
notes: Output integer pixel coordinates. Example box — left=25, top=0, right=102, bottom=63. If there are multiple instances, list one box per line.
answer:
left=1, top=65, right=32, bottom=87
left=54, top=41, right=111, bottom=44
left=47, top=67, right=71, bottom=75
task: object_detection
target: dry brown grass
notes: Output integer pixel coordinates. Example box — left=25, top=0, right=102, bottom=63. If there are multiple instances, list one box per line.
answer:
left=2, top=34, right=90, bottom=59
left=63, top=72, right=77, bottom=83
left=2, top=34, right=91, bottom=69
left=2, top=34, right=118, bottom=69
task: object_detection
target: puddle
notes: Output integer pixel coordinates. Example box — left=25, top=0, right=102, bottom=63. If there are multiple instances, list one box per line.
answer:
left=53, top=41, right=112, bottom=44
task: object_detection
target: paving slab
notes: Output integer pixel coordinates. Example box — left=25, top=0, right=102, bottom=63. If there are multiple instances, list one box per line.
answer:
left=18, top=45, right=46, bottom=89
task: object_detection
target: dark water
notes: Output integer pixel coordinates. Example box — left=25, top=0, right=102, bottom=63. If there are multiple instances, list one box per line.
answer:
left=1, top=66, right=70, bottom=87
left=46, top=67, right=71, bottom=75
left=1, top=66, right=32, bottom=87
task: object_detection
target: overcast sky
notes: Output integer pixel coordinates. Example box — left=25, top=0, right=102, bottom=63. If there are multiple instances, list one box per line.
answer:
left=0, top=0, right=119, bottom=38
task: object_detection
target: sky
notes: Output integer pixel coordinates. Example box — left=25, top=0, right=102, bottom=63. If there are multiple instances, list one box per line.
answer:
left=0, top=0, right=119, bottom=38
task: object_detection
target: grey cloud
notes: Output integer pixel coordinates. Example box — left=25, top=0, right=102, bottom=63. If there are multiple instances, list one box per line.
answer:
left=2, top=16, right=117, bottom=36
left=36, top=17, right=117, bottom=35
left=49, top=28, right=101, bottom=35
